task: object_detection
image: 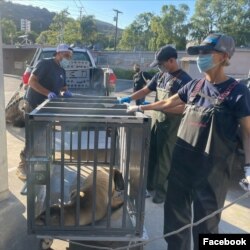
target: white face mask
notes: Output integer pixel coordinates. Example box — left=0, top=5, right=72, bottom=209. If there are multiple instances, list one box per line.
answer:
left=60, top=58, right=70, bottom=68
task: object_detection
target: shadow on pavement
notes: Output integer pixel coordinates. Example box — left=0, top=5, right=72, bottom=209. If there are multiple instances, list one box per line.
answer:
left=6, top=124, right=25, bottom=142
left=0, top=191, right=39, bottom=250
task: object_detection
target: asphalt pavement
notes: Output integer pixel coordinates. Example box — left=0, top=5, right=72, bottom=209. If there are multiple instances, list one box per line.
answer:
left=1, top=75, right=249, bottom=250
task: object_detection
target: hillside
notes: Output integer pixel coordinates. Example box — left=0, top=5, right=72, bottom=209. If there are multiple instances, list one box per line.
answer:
left=1, top=1, right=55, bottom=33
left=0, top=1, right=122, bottom=35
left=95, top=19, right=122, bottom=36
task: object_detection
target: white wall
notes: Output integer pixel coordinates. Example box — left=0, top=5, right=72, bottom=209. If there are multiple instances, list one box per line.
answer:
left=94, top=48, right=250, bottom=79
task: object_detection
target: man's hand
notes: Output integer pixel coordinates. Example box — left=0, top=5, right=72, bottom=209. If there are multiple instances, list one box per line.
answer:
left=244, top=165, right=250, bottom=190
left=240, top=165, right=250, bottom=191
left=63, top=90, right=73, bottom=97
left=127, top=105, right=142, bottom=113
left=118, top=96, right=131, bottom=104
left=47, top=92, right=57, bottom=99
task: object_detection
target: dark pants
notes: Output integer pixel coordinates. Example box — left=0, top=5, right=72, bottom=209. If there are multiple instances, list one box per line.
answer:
left=164, top=173, right=230, bottom=250
left=18, top=101, right=34, bottom=168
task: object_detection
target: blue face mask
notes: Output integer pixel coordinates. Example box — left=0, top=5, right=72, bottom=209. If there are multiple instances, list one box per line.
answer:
left=197, top=54, right=215, bottom=73
left=60, top=58, right=70, bottom=68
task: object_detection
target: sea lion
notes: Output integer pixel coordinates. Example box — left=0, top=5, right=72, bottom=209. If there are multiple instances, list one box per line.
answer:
left=35, top=168, right=124, bottom=226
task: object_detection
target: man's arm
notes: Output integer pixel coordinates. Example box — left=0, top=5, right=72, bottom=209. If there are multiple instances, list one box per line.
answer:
left=28, top=74, right=51, bottom=97
left=239, top=116, right=250, bottom=164
left=131, top=86, right=152, bottom=101
left=140, top=93, right=184, bottom=113
left=165, top=104, right=186, bottom=114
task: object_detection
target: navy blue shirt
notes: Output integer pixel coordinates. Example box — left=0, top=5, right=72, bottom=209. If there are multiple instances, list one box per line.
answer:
left=26, top=58, right=66, bottom=107
left=133, top=71, right=152, bottom=92
left=178, top=78, right=250, bottom=120
left=147, top=69, right=192, bottom=95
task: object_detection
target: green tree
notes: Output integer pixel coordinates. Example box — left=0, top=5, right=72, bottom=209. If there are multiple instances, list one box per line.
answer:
left=36, top=30, right=57, bottom=45
left=64, top=19, right=81, bottom=45
left=0, top=18, right=17, bottom=44
left=36, top=9, right=81, bottom=45
left=190, top=0, right=250, bottom=46
left=118, top=12, right=154, bottom=51
left=94, top=32, right=110, bottom=50
left=150, top=4, right=190, bottom=50
left=49, top=9, right=72, bottom=44
left=80, top=15, right=97, bottom=46
left=26, top=31, right=38, bottom=44
left=118, top=23, right=140, bottom=50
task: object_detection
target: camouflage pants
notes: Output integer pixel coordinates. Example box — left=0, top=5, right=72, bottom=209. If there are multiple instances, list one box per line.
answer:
left=18, top=101, right=34, bottom=169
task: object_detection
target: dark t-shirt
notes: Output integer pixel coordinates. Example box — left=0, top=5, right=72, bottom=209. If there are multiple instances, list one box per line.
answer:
left=178, top=78, right=250, bottom=143
left=147, top=69, right=192, bottom=94
left=133, top=71, right=152, bottom=91
left=25, top=58, right=66, bottom=107
left=178, top=78, right=250, bottom=120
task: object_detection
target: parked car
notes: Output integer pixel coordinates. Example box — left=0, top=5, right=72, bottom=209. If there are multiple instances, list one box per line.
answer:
left=5, top=46, right=117, bottom=127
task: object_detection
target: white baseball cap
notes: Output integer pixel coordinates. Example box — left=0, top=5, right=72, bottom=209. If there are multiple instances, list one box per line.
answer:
left=56, top=44, right=73, bottom=53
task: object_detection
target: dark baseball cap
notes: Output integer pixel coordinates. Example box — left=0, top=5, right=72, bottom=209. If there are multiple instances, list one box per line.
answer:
left=150, top=45, right=177, bottom=67
left=187, top=33, right=235, bottom=58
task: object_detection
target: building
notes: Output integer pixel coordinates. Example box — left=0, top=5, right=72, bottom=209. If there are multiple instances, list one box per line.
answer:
left=20, top=19, right=31, bottom=33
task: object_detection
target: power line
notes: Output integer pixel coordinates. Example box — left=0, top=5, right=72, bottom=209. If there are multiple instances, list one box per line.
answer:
left=113, top=9, right=122, bottom=51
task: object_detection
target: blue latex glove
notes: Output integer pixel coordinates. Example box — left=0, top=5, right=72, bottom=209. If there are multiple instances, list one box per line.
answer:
left=142, top=101, right=151, bottom=105
left=47, top=92, right=57, bottom=99
left=63, top=90, right=73, bottom=97
left=119, top=96, right=131, bottom=104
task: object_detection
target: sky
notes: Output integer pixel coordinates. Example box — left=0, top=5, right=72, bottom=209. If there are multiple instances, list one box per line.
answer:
left=9, top=0, right=196, bottom=29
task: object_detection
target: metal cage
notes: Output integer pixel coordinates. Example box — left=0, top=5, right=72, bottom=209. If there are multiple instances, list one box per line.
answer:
left=26, top=96, right=151, bottom=245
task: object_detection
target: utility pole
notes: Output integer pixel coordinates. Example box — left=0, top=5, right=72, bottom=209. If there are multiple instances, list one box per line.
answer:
left=79, top=7, right=83, bottom=20
left=113, top=9, right=122, bottom=51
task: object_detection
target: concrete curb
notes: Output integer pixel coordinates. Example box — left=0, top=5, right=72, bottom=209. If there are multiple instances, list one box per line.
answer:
left=4, top=74, right=22, bottom=80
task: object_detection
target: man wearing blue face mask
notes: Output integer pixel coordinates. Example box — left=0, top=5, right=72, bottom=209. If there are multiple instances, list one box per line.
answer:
left=128, top=33, right=250, bottom=250
left=16, top=44, right=73, bottom=180
left=120, top=46, right=192, bottom=203
left=25, top=43, right=73, bottom=108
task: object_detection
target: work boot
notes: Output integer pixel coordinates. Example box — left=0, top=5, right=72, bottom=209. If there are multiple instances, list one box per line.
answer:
left=16, top=150, right=27, bottom=181
left=145, top=189, right=151, bottom=198
left=16, top=165, right=27, bottom=181
left=152, top=191, right=165, bottom=204
left=146, top=182, right=154, bottom=191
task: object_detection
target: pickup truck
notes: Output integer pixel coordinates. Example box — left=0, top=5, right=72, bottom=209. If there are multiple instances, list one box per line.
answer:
left=22, top=47, right=117, bottom=95
left=5, top=46, right=117, bottom=127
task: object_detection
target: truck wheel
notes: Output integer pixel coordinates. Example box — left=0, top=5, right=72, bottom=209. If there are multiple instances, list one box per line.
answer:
left=5, top=81, right=26, bottom=128
left=5, top=95, right=25, bottom=127
left=40, top=238, right=53, bottom=250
